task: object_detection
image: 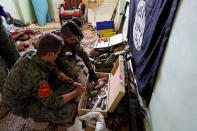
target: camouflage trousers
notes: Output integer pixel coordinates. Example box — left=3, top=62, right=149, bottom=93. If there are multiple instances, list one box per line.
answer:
left=27, top=101, right=77, bottom=123
left=2, top=80, right=77, bottom=123
left=0, top=56, right=8, bottom=92
left=0, top=24, right=20, bottom=69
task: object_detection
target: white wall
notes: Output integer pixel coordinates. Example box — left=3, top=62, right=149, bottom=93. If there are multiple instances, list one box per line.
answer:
left=48, top=0, right=64, bottom=22
left=88, top=0, right=118, bottom=26
left=149, top=0, right=197, bottom=131
left=0, top=0, right=36, bottom=24
left=0, top=0, right=21, bottom=23
left=17, top=0, right=36, bottom=24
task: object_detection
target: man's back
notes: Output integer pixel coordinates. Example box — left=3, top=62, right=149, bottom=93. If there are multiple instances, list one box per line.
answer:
left=3, top=53, right=50, bottom=118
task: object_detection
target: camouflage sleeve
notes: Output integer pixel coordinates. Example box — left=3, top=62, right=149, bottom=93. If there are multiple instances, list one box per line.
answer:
left=55, top=47, right=69, bottom=74
left=74, top=43, right=93, bottom=71
left=50, top=64, right=61, bottom=78
left=34, top=76, right=65, bottom=108
left=33, top=65, right=65, bottom=108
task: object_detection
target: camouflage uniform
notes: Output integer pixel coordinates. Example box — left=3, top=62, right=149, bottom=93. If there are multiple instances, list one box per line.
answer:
left=56, top=40, right=91, bottom=81
left=0, top=16, right=20, bottom=92
left=39, top=30, right=90, bottom=83
left=2, top=51, right=76, bottom=122
left=51, top=30, right=91, bottom=83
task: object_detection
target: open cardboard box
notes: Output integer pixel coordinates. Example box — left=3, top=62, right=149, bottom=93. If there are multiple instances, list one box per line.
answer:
left=78, top=55, right=125, bottom=117
left=94, top=33, right=127, bottom=51
left=94, top=37, right=110, bottom=51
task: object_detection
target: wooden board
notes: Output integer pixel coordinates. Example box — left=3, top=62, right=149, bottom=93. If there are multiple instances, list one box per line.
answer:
left=108, top=55, right=125, bottom=112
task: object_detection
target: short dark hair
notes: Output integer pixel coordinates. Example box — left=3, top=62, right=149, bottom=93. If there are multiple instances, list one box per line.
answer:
left=60, top=20, right=82, bottom=37
left=37, top=32, right=64, bottom=56
left=71, top=17, right=82, bottom=27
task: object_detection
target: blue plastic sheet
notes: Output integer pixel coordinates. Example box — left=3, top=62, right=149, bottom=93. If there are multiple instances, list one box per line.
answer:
left=31, top=0, right=51, bottom=26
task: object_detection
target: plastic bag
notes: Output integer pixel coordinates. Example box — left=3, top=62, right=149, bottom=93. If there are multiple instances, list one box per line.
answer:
left=67, top=112, right=109, bottom=131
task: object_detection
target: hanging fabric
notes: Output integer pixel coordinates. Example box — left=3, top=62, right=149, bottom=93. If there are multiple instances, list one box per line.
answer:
left=128, top=0, right=179, bottom=105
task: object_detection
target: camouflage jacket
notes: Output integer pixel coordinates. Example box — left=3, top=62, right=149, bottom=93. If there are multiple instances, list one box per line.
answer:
left=3, top=51, right=65, bottom=118
left=51, top=30, right=93, bottom=72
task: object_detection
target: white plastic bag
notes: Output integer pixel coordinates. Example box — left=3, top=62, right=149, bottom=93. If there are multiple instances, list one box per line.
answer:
left=67, top=112, right=110, bottom=131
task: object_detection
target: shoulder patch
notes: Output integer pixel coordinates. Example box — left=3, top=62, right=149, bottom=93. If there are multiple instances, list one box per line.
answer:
left=38, top=83, right=50, bottom=97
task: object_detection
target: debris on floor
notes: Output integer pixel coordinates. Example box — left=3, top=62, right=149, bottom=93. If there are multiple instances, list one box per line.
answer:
left=0, top=22, right=132, bottom=131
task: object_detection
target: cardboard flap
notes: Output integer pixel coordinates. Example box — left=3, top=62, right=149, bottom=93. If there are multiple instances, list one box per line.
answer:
left=109, top=33, right=127, bottom=47
left=107, top=55, right=125, bottom=113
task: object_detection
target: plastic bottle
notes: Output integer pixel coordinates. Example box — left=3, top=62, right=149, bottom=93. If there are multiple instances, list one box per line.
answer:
left=6, top=16, right=15, bottom=33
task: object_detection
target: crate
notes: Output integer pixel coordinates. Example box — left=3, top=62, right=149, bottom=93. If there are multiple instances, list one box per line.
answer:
left=96, top=21, right=114, bottom=30
left=78, top=55, right=125, bottom=117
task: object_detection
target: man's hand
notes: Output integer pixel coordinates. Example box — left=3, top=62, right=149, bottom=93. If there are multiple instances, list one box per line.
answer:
left=73, top=82, right=84, bottom=87
left=89, top=70, right=98, bottom=82
left=62, top=83, right=85, bottom=103
left=75, top=84, right=85, bottom=95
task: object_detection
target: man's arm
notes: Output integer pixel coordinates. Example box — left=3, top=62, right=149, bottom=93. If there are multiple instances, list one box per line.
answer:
left=35, top=78, right=85, bottom=108
left=57, top=72, right=73, bottom=83
left=74, top=43, right=98, bottom=82
left=62, top=84, right=85, bottom=104
left=75, top=43, right=93, bottom=71
left=57, top=72, right=83, bottom=87
left=57, top=72, right=85, bottom=103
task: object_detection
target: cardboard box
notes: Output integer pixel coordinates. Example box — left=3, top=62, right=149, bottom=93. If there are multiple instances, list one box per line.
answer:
left=109, top=33, right=127, bottom=47
left=94, top=37, right=110, bottom=51
left=94, top=33, right=127, bottom=51
left=78, top=55, right=125, bottom=117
